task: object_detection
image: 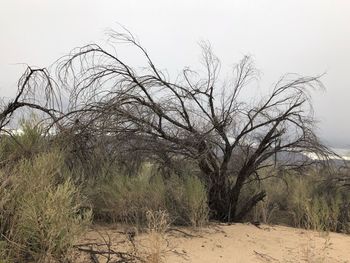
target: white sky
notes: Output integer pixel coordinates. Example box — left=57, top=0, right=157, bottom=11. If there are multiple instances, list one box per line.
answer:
left=0, top=0, right=349, bottom=150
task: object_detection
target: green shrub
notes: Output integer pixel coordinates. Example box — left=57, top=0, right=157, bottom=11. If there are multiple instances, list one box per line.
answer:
left=0, top=118, right=46, bottom=167
left=248, top=170, right=350, bottom=233
left=87, top=163, right=167, bottom=226
left=86, top=163, right=208, bottom=227
left=165, top=175, right=208, bottom=227
left=0, top=151, right=91, bottom=262
left=286, top=174, right=343, bottom=232
left=242, top=167, right=350, bottom=234
left=183, top=175, right=209, bottom=227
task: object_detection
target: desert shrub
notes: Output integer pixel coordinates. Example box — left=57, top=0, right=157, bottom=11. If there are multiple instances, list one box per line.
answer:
left=306, top=195, right=341, bottom=231
left=86, top=162, right=208, bottom=227
left=165, top=175, right=208, bottom=227
left=0, top=170, right=13, bottom=237
left=338, top=201, right=350, bottom=233
left=286, top=174, right=343, bottom=232
left=241, top=166, right=350, bottom=233
left=252, top=194, right=280, bottom=224
left=143, top=210, right=170, bottom=263
left=182, top=175, right=209, bottom=226
left=236, top=166, right=282, bottom=224
left=87, top=163, right=167, bottom=226
left=247, top=169, right=350, bottom=233
left=0, top=151, right=91, bottom=262
left=0, top=118, right=47, bottom=167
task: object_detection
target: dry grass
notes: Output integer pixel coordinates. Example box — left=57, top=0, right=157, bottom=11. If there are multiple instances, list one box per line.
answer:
left=302, top=232, right=332, bottom=263
left=87, top=167, right=208, bottom=228
left=142, top=210, right=170, bottom=263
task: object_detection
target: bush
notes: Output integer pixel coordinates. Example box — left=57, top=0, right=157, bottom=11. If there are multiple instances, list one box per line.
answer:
left=143, top=210, right=170, bottom=263
left=86, top=163, right=208, bottom=227
left=87, top=163, right=167, bottom=226
left=165, top=175, right=208, bottom=227
left=0, top=118, right=46, bottom=167
left=248, top=169, right=350, bottom=233
left=286, top=174, right=343, bottom=232
left=0, top=151, right=91, bottom=262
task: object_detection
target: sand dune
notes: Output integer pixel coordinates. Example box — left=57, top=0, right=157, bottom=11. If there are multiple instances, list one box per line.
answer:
left=75, top=223, right=350, bottom=262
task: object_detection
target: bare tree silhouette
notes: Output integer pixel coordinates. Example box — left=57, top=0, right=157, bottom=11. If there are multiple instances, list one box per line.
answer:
left=0, top=30, right=332, bottom=221
left=54, top=30, right=331, bottom=221
left=0, top=67, right=62, bottom=131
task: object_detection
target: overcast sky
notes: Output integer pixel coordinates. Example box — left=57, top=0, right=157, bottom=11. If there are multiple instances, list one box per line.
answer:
left=0, top=0, right=349, bottom=151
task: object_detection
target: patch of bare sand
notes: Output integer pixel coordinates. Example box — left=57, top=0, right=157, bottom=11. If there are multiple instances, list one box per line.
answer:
left=74, top=223, right=350, bottom=262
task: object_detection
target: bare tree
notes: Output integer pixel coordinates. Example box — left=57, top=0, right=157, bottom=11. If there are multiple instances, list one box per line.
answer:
left=2, top=31, right=332, bottom=222
left=0, top=67, right=62, bottom=132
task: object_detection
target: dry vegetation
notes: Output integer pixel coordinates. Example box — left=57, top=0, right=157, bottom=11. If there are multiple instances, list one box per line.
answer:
left=0, top=30, right=349, bottom=262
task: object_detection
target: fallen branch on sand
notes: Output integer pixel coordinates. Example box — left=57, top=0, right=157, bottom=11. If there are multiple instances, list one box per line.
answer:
left=166, top=228, right=200, bottom=238
left=75, top=245, right=144, bottom=263
left=253, top=250, right=278, bottom=262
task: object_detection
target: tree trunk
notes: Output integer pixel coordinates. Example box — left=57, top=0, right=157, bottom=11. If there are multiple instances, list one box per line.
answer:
left=227, top=171, right=247, bottom=221
left=235, top=190, right=266, bottom=221
left=208, top=182, right=230, bottom=221
left=206, top=169, right=266, bottom=222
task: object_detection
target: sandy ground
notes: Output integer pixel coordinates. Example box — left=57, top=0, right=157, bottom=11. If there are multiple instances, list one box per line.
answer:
left=74, top=223, right=350, bottom=262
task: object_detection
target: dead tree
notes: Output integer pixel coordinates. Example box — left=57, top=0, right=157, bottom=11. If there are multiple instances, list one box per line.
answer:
left=0, top=67, right=62, bottom=132
left=4, top=31, right=332, bottom=222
